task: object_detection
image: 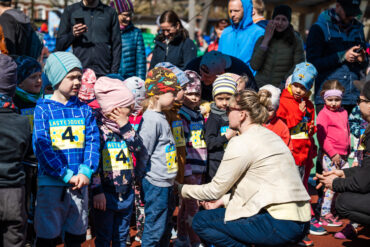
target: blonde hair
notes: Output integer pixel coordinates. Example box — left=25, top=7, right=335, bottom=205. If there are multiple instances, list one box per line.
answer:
left=141, top=96, right=158, bottom=112
left=253, top=0, right=265, bottom=15
left=320, top=80, right=345, bottom=98
left=231, top=90, right=270, bottom=124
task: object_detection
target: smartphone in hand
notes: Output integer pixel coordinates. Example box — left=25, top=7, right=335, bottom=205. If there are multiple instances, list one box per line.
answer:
left=74, top=17, right=85, bottom=25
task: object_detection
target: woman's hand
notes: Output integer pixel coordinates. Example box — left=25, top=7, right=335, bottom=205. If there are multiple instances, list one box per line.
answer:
left=314, top=170, right=345, bottom=192
left=261, top=21, right=275, bottom=47
left=93, top=193, right=106, bottom=211
left=200, top=199, right=224, bottom=210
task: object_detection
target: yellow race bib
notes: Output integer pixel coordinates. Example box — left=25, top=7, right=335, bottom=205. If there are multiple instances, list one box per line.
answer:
left=20, top=108, right=35, bottom=131
left=290, top=117, right=309, bottom=140
left=166, top=144, right=178, bottom=173
left=49, top=118, right=85, bottom=150
left=190, top=123, right=206, bottom=149
left=220, top=126, right=229, bottom=150
left=172, top=120, right=185, bottom=147
left=102, top=141, right=133, bottom=172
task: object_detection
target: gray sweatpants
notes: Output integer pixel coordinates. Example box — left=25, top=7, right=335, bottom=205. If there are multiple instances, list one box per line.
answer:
left=35, top=186, right=88, bottom=239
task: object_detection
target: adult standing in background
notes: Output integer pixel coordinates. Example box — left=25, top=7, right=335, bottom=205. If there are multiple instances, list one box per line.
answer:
left=149, top=10, right=197, bottom=70
left=218, top=0, right=264, bottom=74
left=56, top=0, right=122, bottom=77
left=207, top=19, right=230, bottom=52
left=250, top=5, right=305, bottom=89
left=110, top=0, right=146, bottom=80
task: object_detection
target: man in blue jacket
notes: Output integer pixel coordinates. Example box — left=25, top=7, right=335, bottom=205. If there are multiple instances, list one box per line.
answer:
left=218, top=0, right=264, bottom=74
left=307, top=0, right=367, bottom=114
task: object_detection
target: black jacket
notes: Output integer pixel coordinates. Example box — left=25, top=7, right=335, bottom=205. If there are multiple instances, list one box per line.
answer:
left=56, top=1, right=122, bottom=76
left=0, top=108, right=31, bottom=187
left=149, top=33, right=197, bottom=70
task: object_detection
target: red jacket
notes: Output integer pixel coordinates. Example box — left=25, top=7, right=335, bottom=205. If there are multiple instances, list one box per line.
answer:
left=276, top=89, right=317, bottom=166
left=264, top=116, right=293, bottom=152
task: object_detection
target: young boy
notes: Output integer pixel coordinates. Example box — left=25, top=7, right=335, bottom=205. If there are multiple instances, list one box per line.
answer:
left=205, top=73, right=237, bottom=182
left=32, top=52, right=100, bottom=246
left=0, top=54, right=31, bottom=247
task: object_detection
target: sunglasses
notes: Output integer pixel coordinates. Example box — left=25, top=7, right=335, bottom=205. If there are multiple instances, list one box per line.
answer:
left=226, top=106, right=242, bottom=114
left=357, top=97, right=370, bottom=105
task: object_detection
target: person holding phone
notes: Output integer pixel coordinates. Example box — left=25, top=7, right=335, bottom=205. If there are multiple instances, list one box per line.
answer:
left=56, top=0, right=122, bottom=77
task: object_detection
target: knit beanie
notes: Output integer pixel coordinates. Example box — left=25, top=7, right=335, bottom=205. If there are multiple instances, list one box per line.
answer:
left=224, top=73, right=241, bottom=84
left=260, top=84, right=281, bottom=110
left=123, top=76, right=145, bottom=113
left=14, top=56, right=42, bottom=85
left=78, top=68, right=97, bottom=101
left=272, top=5, right=292, bottom=23
left=291, top=62, right=317, bottom=90
left=184, top=70, right=201, bottom=94
left=0, top=54, right=17, bottom=97
left=94, top=76, right=135, bottom=114
left=145, top=67, right=181, bottom=97
left=44, top=52, right=82, bottom=88
left=110, top=0, right=134, bottom=13
left=212, top=73, right=237, bottom=98
left=155, top=62, right=189, bottom=87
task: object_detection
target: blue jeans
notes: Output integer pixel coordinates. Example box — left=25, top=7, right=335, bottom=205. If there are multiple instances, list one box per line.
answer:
left=141, top=178, right=175, bottom=247
left=94, top=191, right=134, bottom=247
left=192, top=208, right=309, bottom=247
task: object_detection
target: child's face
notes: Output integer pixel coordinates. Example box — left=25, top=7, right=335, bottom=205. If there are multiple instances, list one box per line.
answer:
left=175, top=88, right=185, bottom=104
left=324, top=96, right=342, bottom=111
left=358, top=96, right=370, bottom=122
left=56, top=69, right=82, bottom=99
left=291, top=82, right=307, bottom=100
left=18, top=72, right=42, bottom=94
left=267, top=106, right=276, bottom=121
left=237, top=79, right=246, bottom=92
left=214, top=93, right=232, bottom=111
left=183, top=92, right=201, bottom=110
left=158, top=92, right=176, bottom=109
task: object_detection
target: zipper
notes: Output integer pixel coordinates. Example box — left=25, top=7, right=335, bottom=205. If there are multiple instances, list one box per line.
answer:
left=165, top=43, right=169, bottom=61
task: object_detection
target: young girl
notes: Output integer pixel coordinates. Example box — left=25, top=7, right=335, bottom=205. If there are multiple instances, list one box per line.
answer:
left=138, top=67, right=181, bottom=246
left=317, top=80, right=349, bottom=227
left=177, top=70, right=207, bottom=247
left=92, top=76, right=146, bottom=247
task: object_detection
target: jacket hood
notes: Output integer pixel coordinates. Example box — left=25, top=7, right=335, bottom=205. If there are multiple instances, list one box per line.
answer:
left=316, top=9, right=363, bottom=30
left=3, top=9, right=30, bottom=24
left=230, top=0, right=253, bottom=30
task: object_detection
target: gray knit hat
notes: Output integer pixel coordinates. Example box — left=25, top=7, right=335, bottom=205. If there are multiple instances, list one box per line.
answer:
left=0, top=54, right=17, bottom=97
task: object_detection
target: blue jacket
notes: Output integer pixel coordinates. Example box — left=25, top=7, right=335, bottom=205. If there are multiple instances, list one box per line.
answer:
left=218, top=0, right=264, bottom=74
left=32, top=97, right=100, bottom=186
left=307, top=9, right=367, bottom=106
left=119, top=23, right=146, bottom=80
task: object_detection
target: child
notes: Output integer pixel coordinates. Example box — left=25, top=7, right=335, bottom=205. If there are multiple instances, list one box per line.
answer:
left=259, top=84, right=292, bottom=150
left=92, top=76, right=145, bottom=247
left=317, top=80, right=349, bottom=227
left=0, top=54, right=31, bottom=247
left=205, top=73, right=237, bottom=182
left=32, top=52, right=101, bottom=246
left=78, top=68, right=100, bottom=110
left=276, top=62, right=326, bottom=240
left=138, top=67, right=181, bottom=246
left=176, top=70, right=207, bottom=246
left=349, top=105, right=368, bottom=167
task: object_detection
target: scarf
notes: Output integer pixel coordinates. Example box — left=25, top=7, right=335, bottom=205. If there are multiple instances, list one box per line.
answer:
left=96, top=109, right=121, bottom=140
left=0, top=94, right=16, bottom=109
left=15, top=87, right=41, bottom=104
left=210, top=102, right=228, bottom=122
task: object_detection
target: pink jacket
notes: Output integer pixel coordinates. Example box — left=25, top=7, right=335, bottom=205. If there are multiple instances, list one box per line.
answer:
left=317, top=106, right=350, bottom=157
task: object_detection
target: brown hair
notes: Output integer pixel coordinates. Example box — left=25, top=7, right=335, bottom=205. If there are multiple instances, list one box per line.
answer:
left=0, top=25, right=8, bottom=55
left=157, top=10, right=189, bottom=42
left=215, top=19, right=230, bottom=29
left=231, top=90, right=270, bottom=124
left=320, top=80, right=345, bottom=98
left=253, top=0, right=265, bottom=15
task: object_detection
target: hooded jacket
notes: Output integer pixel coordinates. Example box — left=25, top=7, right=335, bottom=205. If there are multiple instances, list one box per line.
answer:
left=218, top=0, right=264, bottom=73
left=306, top=9, right=367, bottom=106
left=0, top=9, right=43, bottom=58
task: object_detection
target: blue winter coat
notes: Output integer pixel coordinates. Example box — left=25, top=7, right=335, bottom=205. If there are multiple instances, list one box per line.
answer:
left=119, top=23, right=146, bottom=80
left=307, top=9, right=367, bottom=106
left=218, top=0, right=264, bottom=74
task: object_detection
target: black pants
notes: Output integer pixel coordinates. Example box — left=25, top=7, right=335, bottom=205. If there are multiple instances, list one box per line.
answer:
left=0, top=186, right=27, bottom=247
left=336, top=192, right=370, bottom=226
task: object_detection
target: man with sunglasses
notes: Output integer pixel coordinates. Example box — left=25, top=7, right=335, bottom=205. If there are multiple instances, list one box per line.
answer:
left=307, top=0, right=367, bottom=114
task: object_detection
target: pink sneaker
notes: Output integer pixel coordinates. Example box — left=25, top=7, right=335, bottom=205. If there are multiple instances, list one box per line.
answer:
left=334, top=224, right=358, bottom=239
left=319, top=213, right=343, bottom=227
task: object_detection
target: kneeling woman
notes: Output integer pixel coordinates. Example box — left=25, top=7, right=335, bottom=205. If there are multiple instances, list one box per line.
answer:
left=179, top=90, right=311, bottom=246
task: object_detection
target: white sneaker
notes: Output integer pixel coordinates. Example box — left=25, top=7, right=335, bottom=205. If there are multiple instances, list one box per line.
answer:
left=171, top=228, right=178, bottom=240
left=135, top=236, right=142, bottom=243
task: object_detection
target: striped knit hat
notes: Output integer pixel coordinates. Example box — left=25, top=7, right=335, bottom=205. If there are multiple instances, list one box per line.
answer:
left=212, top=73, right=237, bottom=98
left=44, top=52, right=82, bottom=88
left=110, top=0, right=134, bottom=13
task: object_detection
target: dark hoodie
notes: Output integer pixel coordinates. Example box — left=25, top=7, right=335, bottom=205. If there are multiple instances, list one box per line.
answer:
left=0, top=9, right=43, bottom=58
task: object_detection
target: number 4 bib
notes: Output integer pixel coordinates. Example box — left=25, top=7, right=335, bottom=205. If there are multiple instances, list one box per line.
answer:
left=190, top=123, right=206, bottom=149
left=102, top=141, right=133, bottom=172
left=166, top=144, right=178, bottom=173
left=49, top=118, right=85, bottom=150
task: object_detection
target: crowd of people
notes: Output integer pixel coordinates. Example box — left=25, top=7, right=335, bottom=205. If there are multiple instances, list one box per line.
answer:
left=1, top=0, right=370, bottom=247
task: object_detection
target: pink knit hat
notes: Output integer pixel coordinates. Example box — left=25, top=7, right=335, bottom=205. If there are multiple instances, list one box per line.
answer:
left=78, top=68, right=97, bottom=101
left=94, top=76, right=135, bottom=114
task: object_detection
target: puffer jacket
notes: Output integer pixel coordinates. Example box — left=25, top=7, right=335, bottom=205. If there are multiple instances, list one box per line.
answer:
left=251, top=31, right=305, bottom=88
left=307, top=9, right=367, bottom=106
left=119, top=23, right=146, bottom=80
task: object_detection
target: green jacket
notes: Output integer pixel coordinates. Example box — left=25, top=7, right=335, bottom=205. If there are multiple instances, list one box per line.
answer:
left=250, top=32, right=305, bottom=88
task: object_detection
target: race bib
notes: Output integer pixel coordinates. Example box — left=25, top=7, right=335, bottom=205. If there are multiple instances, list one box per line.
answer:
left=172, top=120, right=185, bottom=147
left=166, top=144, right=178, bottom=173
left=220, top=126, right=229, bottom=150
left=102, top=141, right=133, bottom=172
left=358, top=130, right=366, bottom=151
left=20, top=107, right=35, bottom=131
left=49, top=118, right=85, bottom=150
left=190, top=123, right=206, bottom=149
left=290, top=116, right=309, bottom=140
